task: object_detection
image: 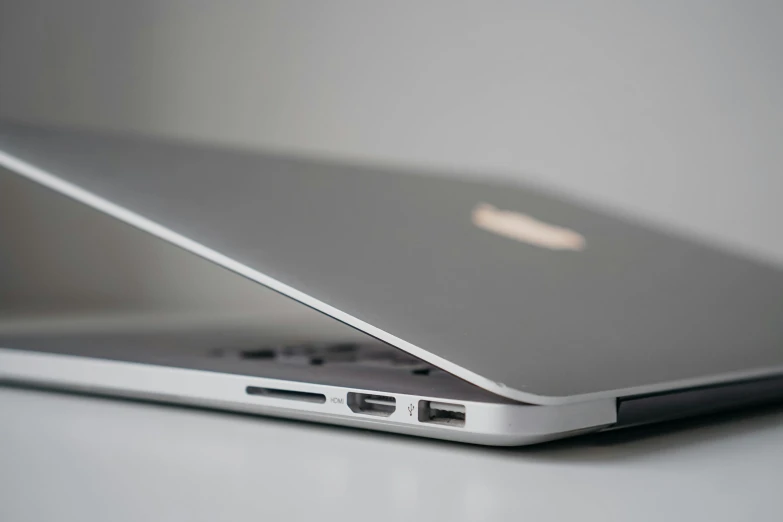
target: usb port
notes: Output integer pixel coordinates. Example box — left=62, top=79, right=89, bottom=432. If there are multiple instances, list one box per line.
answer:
left=418, top=401, right=466, bottom=427
left=347, top=393, right=396, bottom=417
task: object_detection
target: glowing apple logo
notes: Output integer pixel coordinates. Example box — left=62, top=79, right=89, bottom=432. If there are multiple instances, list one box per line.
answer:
left=472, top=203, right=586, bottom=251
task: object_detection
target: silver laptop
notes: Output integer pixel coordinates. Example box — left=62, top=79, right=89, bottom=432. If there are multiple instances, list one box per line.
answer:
left=1, top=122, right=782, bottom=446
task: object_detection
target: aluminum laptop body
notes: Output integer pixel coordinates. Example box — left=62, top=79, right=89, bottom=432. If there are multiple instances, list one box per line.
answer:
left=1, top=122, right=782, bottom=445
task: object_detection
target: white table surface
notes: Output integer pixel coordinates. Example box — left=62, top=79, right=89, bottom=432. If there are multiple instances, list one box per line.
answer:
left=2, top=384, right=782, bottom=521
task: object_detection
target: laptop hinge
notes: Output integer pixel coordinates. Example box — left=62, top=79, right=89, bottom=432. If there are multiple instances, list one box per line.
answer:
left=614, top=376, right=783, bottom=429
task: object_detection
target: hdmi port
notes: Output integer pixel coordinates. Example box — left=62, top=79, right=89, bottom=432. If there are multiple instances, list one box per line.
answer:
left=347, top=393, right=396, bottom=417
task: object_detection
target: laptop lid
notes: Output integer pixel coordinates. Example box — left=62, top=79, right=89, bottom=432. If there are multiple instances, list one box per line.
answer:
left=1, top=122, right=782, bottom=405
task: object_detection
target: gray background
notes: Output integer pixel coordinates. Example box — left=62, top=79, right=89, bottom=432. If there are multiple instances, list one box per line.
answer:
left=2, top=1, right=783, bottom=267
left=1, top=1, right=783, bottom=519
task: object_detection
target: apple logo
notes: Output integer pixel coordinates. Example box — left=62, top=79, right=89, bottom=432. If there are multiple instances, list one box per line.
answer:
left=472, top=203, right=586, bottom=251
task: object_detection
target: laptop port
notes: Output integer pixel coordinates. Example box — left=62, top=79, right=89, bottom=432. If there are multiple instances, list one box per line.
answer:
left=347, top=393, right=396, bottom=417
left=418, top=401, right=466, bottom=427
left=246, top=386, right=326, bottom=404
